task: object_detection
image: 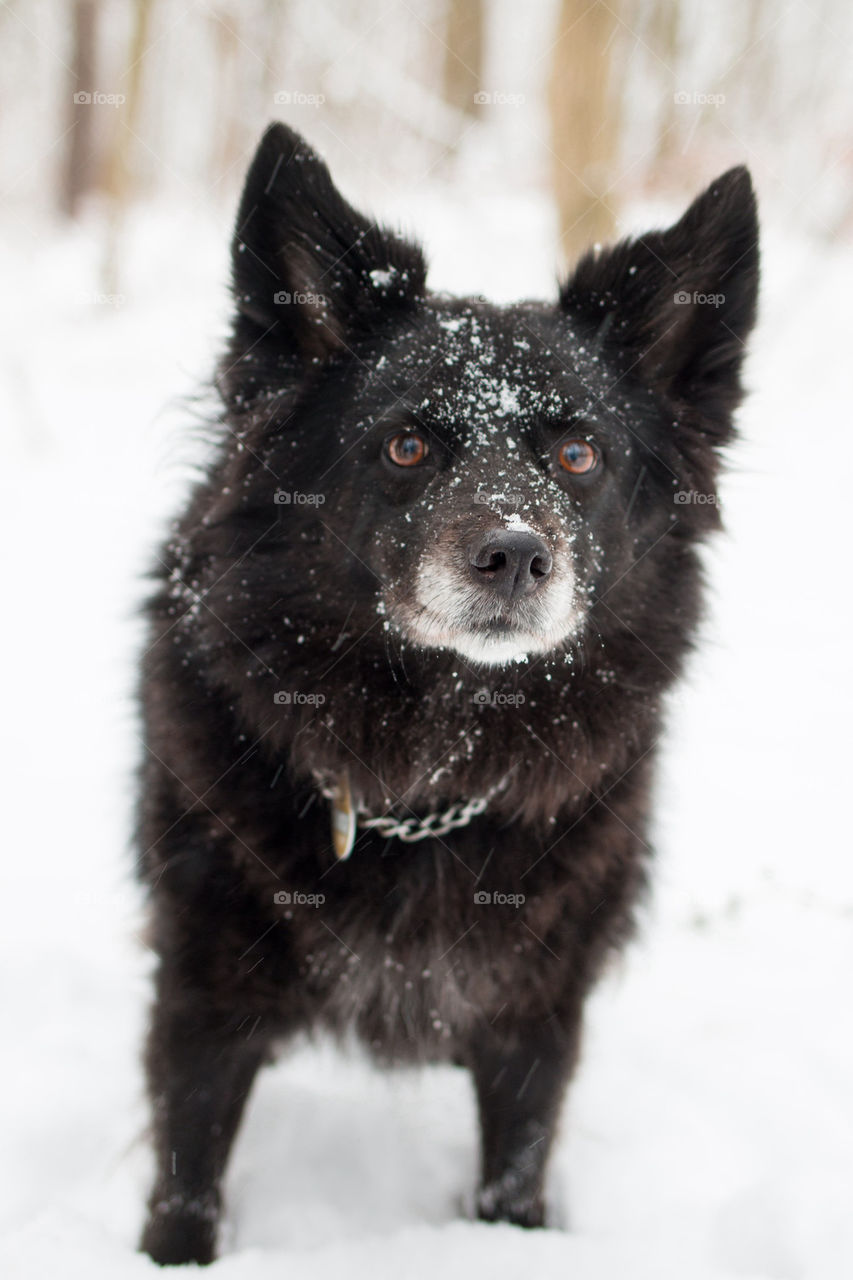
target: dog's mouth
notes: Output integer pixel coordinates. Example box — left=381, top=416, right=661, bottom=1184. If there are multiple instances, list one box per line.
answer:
left=391, top=581, right=582, bottom=667
left=455, top=624, right=546, bottom=665
left=400, top=614, right=574, bottom=666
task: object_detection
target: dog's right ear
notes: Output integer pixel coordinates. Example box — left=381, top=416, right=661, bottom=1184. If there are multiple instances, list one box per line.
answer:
left=560, top=167, right=759, bottom=436
left=225, top=124, right=426, bottom=386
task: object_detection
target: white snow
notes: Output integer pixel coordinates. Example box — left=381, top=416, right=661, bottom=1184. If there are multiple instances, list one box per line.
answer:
left=0, top=198, right=851, bottom=1280
left=369, top=267, right=397, bottom=289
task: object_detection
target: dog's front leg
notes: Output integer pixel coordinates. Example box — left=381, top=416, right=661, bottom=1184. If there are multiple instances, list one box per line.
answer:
left=469, top=1016, right=580, bottom=1228
left=139, top=978, right=268, bottom=1266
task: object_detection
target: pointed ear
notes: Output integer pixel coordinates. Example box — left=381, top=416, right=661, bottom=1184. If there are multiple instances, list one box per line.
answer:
left=561, top=167, right=759, bottom=429
left=227, top=123, right=427, bottom=373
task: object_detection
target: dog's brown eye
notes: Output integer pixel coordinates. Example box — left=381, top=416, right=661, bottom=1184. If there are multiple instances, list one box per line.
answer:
left=386, top=432, right=428, bottom=467
left=558, top=439, right=598, bottom=475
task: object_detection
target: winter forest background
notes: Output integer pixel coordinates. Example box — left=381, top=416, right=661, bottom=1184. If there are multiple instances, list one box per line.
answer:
left=1, top=2, right=852, bottom=1278
left=5, top=0, right=853, bottom=277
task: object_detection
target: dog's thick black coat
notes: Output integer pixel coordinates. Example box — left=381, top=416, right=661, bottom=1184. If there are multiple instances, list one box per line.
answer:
left=138, top=124, right=759, bottom=1265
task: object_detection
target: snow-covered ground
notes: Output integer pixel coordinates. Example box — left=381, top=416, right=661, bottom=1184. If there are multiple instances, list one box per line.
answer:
left=1, top=186, right=851, bottom=1279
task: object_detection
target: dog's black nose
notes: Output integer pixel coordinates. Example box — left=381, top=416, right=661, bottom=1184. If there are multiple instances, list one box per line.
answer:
left=469, top=528, right=553, bottom=601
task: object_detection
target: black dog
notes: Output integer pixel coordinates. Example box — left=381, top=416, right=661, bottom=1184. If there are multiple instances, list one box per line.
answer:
left=138, top=123, right=758, bottom=1264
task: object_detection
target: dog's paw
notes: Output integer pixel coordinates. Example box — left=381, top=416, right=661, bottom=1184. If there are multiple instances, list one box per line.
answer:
left=476, top=1174, right=546, bottom=1229
left=140, top=1193, right=219, bottom=1266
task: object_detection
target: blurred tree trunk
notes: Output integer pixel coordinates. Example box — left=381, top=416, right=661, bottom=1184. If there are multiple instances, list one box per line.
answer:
left=61, top=0, right=99, bottom=216
left=650, top=0, right=682, bottom=172
left=259, top=0, right=288, bottom=120
left=723, top=0, right=770, bottom=114
left=211, top=8, right=246, bottom=182
left=101, top=0, right=155, bottom=293
left=443, top=0, right=483, bottom=115
left=548, top=0, right=621, bottom=264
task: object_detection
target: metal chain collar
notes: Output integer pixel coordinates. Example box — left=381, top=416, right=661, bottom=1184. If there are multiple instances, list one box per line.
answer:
left=323, top=767, right=515, bottom=859
left=359, top=796, right=489, bottom=842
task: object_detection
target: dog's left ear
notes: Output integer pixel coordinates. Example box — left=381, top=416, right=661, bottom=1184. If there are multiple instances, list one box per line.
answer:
left=226, top=123, right=427, bottom=376
left=560, top=167, right=759, bottom=430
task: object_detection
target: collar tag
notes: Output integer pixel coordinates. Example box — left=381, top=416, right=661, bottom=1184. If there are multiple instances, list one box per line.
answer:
left=331, top=770, right=357, bottom=860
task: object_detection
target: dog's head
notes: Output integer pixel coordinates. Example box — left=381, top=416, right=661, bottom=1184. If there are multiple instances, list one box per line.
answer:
left=216, top=124, right=758, bottom=671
